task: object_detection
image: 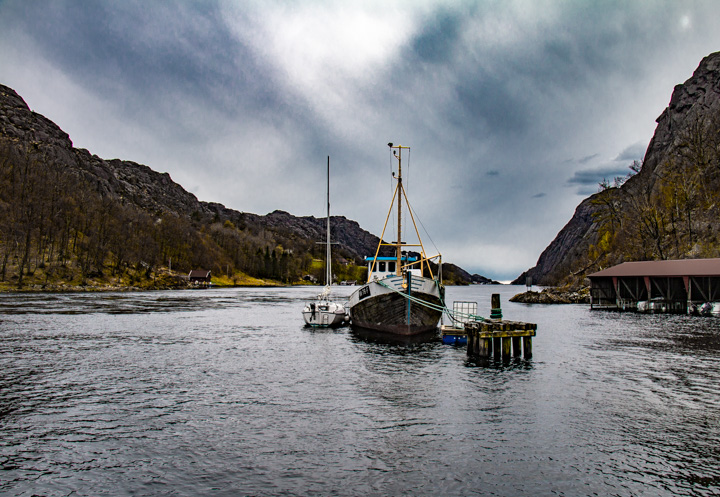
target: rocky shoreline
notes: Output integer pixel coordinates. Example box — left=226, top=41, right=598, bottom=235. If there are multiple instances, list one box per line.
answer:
left=510, top=287, right=590, bottom=304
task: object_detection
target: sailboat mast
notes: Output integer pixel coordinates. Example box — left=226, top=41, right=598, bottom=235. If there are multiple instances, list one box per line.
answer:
left=326, top=156, right=331, bottom=287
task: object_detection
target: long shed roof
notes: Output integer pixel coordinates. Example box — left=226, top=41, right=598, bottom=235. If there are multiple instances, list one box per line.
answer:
left=588, top=258, right=720, bottom=278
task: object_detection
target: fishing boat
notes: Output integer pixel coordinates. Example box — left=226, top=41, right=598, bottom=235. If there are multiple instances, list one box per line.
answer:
left=302, top=157, right=348, bottom=328
left=347, top=143, right=444, bottom=335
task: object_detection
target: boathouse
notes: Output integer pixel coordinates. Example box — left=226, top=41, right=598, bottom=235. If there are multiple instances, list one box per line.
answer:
left=588, top=258, right=720, bottom=314
left=188, top=269, right=211, bottom=287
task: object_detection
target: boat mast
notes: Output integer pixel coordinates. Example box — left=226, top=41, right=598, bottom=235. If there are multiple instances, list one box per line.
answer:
left=326, top=156, right=331, bottom=287
left=396, top=147, right=402, bottom=276
left=389, top=143, right=408, bottom=276
left=369, top=143, right=439, bottom=282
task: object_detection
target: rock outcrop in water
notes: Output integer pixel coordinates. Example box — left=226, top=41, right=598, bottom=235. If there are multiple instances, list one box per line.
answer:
left=514, top=51, right=720, bottom=287
left=510, top=288, right=590, bottom=304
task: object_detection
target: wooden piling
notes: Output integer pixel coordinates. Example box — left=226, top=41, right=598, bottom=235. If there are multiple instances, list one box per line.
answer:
left=478, top=336, right=490, bottom=357
left=465, top=320, right=537, bottom=360
left=490, top=293, right=502, bottom=320
left=502, top=337, right=511, bottom=357
left=522, top=336, right=533, bottom=359
left=512, top=336, right=521, bottom=357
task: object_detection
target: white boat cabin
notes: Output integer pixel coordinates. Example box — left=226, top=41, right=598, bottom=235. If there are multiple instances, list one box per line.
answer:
left=366, top=256, right=422, bottom=280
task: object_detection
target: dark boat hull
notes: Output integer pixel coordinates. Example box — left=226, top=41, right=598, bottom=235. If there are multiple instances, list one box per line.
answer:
left=349, top=290, right=443, bottom=335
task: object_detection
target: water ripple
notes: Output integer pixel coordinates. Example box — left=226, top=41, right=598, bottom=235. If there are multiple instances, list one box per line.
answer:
left=1, top=286, right=720, bottom=495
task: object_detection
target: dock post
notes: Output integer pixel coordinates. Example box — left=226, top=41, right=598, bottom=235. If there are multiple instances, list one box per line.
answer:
left=467, top=328, right=477, bottom=356
left=522, top=336, right=533, bottom=359
left=502, top=337, right=512, bottom=358
left=512, top=336, right=522, bottom=357
left=493, top=336, right=502, bottom=359
left=484, top=323, right=493, bottom=357
left=478, top=336, right=490, bottom=357
left=466, top=324, right=492, bottom=358
left=490, top=293, right=502, bottom=320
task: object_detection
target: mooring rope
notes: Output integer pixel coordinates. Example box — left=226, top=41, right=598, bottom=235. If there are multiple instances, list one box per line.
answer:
left=375, top=279, right=490, bottom=324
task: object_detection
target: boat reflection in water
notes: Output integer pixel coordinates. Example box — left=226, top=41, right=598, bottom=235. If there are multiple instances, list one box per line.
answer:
left=349, top=324, right=440, bottom=346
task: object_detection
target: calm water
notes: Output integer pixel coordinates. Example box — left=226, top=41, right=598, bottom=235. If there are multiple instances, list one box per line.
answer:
left=2, top=285, right=720, bottom=496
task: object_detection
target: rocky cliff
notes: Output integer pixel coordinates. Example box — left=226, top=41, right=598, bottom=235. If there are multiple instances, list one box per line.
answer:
left=1, top=85, right=209, bottom=217
left=514, top=51, right=720, bottom=286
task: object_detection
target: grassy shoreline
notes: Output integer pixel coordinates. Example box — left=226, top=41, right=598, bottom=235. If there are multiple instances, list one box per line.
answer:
left=0, top=267, right=301, bottom=292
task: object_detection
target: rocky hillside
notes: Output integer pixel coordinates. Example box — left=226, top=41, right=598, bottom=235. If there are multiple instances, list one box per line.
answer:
left=514, top=51, right=720, bottom=287
left=0, top=83, right=377, bottom=257
left=0, top=83, right=487, bottom=287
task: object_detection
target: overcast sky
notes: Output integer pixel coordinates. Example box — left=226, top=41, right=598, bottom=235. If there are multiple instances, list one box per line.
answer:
left=2, top=0, right=720, bottom=281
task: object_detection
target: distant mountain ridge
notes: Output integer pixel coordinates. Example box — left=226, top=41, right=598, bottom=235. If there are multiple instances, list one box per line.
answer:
left=0, top=83, right=492, bottom=286
left=514, top=51, right=720, bottom=286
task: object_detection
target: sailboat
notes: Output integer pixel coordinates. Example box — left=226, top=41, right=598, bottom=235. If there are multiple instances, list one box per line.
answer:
left=347, top=143, right=444, bottom=335
left=302, top=157, right=348, bottom=328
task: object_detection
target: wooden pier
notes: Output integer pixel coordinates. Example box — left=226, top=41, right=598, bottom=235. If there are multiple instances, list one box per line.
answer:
left=465, top=319, right=536, bottom=359
left=450, top=293, right=536, bottom=360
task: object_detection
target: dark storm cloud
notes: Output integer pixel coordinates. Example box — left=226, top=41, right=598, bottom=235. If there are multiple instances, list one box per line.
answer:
left=614, top=142, right=646, bottom=162
left=566, top=141, right=645, bottom=194
left=567, top=166, right=629, bottom=186
left=405, top=1, right=667, bottom=178
left=567, top=161, right=634, bottom=196
left=410, top=8, right=463, bottom=64
left=454, top=76, right=530, bottom=137
left=9, top=1, right=285, bottom=120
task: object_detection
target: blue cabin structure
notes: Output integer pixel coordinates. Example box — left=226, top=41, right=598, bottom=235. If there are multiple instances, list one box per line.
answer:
left=365, top=255, right=421, bottom=280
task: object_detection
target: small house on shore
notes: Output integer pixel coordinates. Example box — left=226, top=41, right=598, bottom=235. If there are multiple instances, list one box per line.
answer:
left=588, top=258, right=720, bottom=315
left=188, top=269, right=211, bottom=288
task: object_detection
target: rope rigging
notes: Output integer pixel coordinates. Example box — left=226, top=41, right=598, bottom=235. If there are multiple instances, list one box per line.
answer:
left=404, top=196, right=441, bottom=259
left=373, top=278, right=490, bottom=324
